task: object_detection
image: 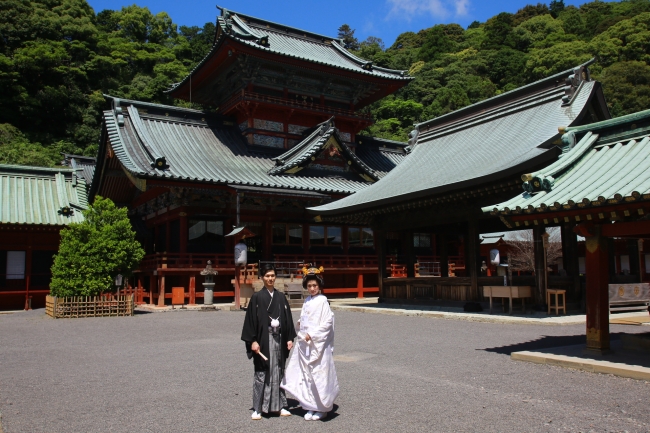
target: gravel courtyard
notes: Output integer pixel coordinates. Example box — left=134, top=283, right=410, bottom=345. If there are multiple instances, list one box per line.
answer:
left=0, top=308, right=648, bottom=432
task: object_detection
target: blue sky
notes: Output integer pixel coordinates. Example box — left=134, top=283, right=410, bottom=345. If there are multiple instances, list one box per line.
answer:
left=86, top=0, right=601, bottom=46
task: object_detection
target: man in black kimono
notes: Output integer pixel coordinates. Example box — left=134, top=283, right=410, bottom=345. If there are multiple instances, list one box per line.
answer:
left=241, top=264, right=296, bottom=420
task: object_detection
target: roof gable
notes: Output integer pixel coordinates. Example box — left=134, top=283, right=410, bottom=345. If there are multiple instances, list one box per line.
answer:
left=269, top=118, right=378, bottom=182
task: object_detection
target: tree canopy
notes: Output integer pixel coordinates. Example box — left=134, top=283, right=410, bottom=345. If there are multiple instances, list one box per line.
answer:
left=49, top=196, right=145, bottom=297
left=1, top=0, right=649, bottom=159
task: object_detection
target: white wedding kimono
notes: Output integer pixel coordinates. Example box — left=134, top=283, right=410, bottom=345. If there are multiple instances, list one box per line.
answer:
left=281, top=294, right=339, bottom=412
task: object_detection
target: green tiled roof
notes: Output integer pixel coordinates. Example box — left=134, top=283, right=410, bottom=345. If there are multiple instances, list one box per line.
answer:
left=0, top=164, right=87, bottom=225
left=169, top=8, right=410, bottom=94
left=483, top=109, right=650, bottom=216
left=310, top=61, right=610, bottom=217
left=95, top=96, right=404, bottom=196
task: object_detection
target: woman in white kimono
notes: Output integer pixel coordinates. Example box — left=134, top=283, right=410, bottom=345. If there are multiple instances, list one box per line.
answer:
left=281, top=271, right=339, bottom=421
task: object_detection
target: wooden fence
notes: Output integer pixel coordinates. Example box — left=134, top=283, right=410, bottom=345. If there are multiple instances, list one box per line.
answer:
left=46, top=294, right=134, bottom=318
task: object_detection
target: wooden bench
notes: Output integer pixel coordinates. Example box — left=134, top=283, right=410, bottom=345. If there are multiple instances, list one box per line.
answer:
left=483, top=286, right=532, bottom=315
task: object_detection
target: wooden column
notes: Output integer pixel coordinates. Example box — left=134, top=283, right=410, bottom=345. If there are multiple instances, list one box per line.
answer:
left=179, top=213, right=188, bottom=253
left=627, top=238, right=640, bottom=276
left=264, top=220, right=272, bottom=261
left=607, top=238, right=616, bottom=276
left=137, top=276, right=143, bottom=304
left=189, top=275, right=196, bottom=305
left=356, top=273, right=364, bottom=299
left=466, top=217, right=479, bottom=301
left=149, top=275, right=156, bottom=305
left=157, top=274, right=166, bottom=307
left=533, top=226, right=546, bottom=306
left=562, top=222, right=581, bottom=304
left=440, top=232, right=449, bottom=277
left=584, top=228, right=610, bottom=353
left=303, top=224, right=310, bottom=256
left=24, top=247, right=33, bottom=310
left=165, top=221, right=171, bottom=253
left=405, top=230, right=415, bottom=279
left=234, top=266, right=241, bottom=309
left=639, top=239, right=646, bottom=282
left=375, top=229, right=387, bottom=299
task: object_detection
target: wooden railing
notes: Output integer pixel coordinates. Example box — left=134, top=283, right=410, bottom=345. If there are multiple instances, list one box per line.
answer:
left=221, top=90, right=372, bottom=122
left=416, top=256, right=465, bottom=269
left=139, top=253, right=235, bottom=271
left=273, top=254, right=397, bottom=270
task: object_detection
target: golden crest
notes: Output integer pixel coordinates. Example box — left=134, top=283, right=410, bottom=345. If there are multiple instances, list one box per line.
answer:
left=634, top=286, right=640, bottom=296
left=302, top=266, right=324, bottom=276
left=618, top=286, right=625, bottom=297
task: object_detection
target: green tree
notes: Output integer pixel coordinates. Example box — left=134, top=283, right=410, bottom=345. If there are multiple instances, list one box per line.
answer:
left=589, top=12, right=650, bottom=66
left=596, top=61, right=650, bottom=116
left=549, top=0, right=565, bottom=18
left=512, top=3, right=550, bottom=26
left=482, top=12, right=516, bottom=49
left=419, top=24, right=464, bottom=62
left=337, top=24, right=359, bottom=50
left=50, top=196, right=145, bottom=297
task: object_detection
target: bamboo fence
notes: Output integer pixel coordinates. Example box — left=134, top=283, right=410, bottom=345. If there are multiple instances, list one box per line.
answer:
left=46, top=294, right=134, bottom=318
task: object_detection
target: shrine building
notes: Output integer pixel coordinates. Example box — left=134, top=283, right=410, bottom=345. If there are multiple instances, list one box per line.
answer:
left=89, top=8, right=412, bottom=306
left=485, top=109, right=650, bottom=352
left=0, top=164, right=89, bottom=310
left=309, top=60, right=611, bottom=307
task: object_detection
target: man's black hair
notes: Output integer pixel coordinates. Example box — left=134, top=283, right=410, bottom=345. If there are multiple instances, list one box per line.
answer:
left=260, top=263, right=276, bottom=276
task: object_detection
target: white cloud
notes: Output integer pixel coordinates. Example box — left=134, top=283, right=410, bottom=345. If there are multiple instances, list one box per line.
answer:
left=386, top=0, right=469, bottom=21
left=454, top=0, right=469, bottom=16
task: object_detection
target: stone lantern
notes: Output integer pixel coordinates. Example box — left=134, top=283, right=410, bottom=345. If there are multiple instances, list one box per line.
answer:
left=201, top=260, right=218, bottom=306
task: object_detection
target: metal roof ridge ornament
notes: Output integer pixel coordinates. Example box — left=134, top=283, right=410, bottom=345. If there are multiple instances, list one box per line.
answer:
left=522, top=175, right=555, bottom=194
left=405, top=127, right=420, bottom=153
left=561, top=64, right=591, bottom=106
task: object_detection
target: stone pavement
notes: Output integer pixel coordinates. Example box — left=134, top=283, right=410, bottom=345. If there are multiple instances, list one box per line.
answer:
left=2, top=305, right=650, bottom=432
left=326, top=298, right=650, bottom=382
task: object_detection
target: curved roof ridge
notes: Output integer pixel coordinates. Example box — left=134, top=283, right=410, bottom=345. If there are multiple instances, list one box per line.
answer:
left=104, top=94, right=206, bottom=115
left=218, top=6, right=345, bottom=43
left=415, top=59, right=596, bottom=132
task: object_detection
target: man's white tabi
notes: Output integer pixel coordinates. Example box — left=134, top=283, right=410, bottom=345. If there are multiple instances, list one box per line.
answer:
left=281, top=294, right=339, bottom=412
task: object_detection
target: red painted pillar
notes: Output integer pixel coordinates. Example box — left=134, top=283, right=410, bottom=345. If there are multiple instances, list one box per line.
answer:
left=137, top=277, right=144, bottom=304
left=234, top=266, right=241, bottom=309
left=356, top=273, right=364, bottom=298
left=157, top=275, right=166, bottom=307
left=584, top=228, right=610, bottom=353
left=149, top=275, right=156, bottom=305
left=189, top=275, right=196, bottom=305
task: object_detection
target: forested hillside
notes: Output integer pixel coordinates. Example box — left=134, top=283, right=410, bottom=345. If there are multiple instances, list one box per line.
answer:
left=1, top=0, right=650, bottom=166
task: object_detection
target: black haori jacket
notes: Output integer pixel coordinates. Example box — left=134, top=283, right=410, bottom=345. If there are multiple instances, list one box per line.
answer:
left=241, top=288, right=296, bottom=372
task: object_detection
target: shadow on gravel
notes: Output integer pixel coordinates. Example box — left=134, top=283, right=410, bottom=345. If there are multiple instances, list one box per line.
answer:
left=288, top=399, right=339, bottom=421
left=482, top=333, right=626, bottom=355
left=134, top=309, right=153, bottom=315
